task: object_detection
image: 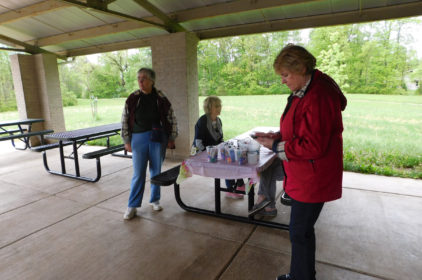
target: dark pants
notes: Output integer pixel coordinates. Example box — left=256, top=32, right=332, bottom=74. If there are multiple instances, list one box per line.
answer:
left=289, top=198, right=324, bottom=280
left=225, top=179, right=245, bottom=191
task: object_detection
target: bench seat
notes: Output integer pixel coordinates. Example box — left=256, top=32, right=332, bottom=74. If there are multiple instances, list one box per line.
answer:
left=151, top=165, right=181, bottom=186
left=31, top=141, right=73, bottom=152
left=0, top=129, right=54, bottom=142
left=82, top=144, right=125, bottom=159
left=0, top=128, right=27, bottom=136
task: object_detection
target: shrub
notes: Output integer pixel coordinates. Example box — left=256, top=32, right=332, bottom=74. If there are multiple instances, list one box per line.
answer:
left=62, top=90, right=78, bottom=106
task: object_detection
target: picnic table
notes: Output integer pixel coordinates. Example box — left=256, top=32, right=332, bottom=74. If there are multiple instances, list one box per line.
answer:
left=37, top=123, right=125, bottom=182
left=152, top=127, right=289, bottom=230
left=0, top=118, right=53, bottom=150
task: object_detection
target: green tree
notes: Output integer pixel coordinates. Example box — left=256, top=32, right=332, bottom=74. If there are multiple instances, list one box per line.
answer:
left=316, top=30, right=350, bottom=91
left=0, top=50, right=16, bottom=112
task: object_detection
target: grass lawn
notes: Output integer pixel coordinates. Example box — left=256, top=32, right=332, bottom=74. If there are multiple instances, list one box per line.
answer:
left=1, top=94, right=421, bottom=179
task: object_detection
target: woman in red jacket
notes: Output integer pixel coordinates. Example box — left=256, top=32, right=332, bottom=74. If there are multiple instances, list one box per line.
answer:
left=257, top=44, right=347, bottom=280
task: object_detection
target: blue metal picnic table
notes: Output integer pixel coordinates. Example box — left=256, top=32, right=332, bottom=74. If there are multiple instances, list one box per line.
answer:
left=0, top=118, right=51, bottom=150
left=41, top=123, right=125, bottom=182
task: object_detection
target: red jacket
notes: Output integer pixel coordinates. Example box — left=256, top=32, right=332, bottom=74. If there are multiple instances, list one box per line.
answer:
left=280, top=70, right=347, bottom=203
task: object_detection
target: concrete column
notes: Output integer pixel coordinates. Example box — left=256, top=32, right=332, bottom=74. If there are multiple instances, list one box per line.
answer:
left=151, top=32, right=199, bottom=158
left=10, top=53, right=66, bottom=145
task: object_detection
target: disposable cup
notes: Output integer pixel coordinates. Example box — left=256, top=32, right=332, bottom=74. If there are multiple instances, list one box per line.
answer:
left=206, top=146, right=218, bottom=163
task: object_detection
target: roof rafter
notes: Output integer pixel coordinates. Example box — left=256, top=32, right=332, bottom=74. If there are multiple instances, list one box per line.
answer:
left=58, top=37, right=151, bottom=57
left=57, top=0, right=168, bottom=30
left=196, top=1, right=422, bottom=39
left=0, top=34, right=66, bottom=59
left=28, top=20, right=153, bottom=47
left=171, top=0, right=320, bottom=22
left=132, top=0, right=185, bottom=32
left=27, top=0, right=314, bottom=47
left=0, top=0, right=69, bottom=24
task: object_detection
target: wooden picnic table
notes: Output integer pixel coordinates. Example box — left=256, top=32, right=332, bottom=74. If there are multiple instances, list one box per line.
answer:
left=0, top=118, right=53, bottom=150
left=39, top=123, right=125, bottom=182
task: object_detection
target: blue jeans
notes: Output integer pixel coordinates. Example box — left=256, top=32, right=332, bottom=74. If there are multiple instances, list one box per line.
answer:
left=128, top=131, right=162, bottom=207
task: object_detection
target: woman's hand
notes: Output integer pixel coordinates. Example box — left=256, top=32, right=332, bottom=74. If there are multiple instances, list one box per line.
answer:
left=256, top=136, right=274, bottom=150
left=125, top=143, right=132, bottom=152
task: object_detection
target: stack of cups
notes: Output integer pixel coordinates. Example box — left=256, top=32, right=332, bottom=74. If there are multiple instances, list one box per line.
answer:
left=206, top=146, right=218, bottom=163
left=236, top=147, right=248, bottom=165
left=247, top=140, right=260, bottom=165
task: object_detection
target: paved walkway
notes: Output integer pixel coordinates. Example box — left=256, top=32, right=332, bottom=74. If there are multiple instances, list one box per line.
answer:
left=0, top=142, right=421, bottom=280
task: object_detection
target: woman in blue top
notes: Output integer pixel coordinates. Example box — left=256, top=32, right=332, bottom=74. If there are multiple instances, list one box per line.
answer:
left=193, top=96, right=245, bottom=199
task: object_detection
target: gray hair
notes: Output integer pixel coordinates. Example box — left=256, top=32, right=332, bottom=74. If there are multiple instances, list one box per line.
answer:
left=203, top=96, right=222, bottom=114
left=137, top=67, right=156, bottom=84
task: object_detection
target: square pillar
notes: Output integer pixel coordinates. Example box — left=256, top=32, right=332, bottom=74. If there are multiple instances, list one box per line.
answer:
left=151, top=32, right=199, bottom=158
left=10, top=53, right=66, bottom=145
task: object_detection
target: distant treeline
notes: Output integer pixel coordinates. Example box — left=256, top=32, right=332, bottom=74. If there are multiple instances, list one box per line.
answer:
left=0, top=18, right=421, bottom=112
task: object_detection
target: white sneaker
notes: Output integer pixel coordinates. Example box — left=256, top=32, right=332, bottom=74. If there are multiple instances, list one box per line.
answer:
left=149, top=201, right=163, bottom=211
left=123, top=207, right=137, bottom=220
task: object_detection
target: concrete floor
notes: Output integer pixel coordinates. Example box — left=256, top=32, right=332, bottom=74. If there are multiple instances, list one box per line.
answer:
left=0, top=141, right=421, bottom=280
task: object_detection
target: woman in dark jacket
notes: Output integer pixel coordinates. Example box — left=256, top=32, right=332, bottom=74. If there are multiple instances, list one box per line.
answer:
left=121, top=68, right=178, bottom=220
left=257, top=44, right=347, bottom=280
left=193, top=96, right=245, bottom=199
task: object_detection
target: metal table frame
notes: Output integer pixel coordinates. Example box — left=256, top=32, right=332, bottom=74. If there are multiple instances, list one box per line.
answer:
left=43, top=123, right=122, bottom=182
left=174, top=178, right=289, bottom=230
left=170, top=127, right=289, bottom=230
left=0, top=118, right=45, bottom=150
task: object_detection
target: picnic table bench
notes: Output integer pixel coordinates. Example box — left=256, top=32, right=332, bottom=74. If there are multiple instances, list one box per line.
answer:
left=0, top=118, right=52, bottom=150
left=38, top=123, right=126, bottom=182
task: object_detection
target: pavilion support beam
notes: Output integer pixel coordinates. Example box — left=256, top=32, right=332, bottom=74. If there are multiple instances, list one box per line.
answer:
left=0, top=0, right=69, bottom=24
left=9, top=53, right=66, bottom=145
left=28, top=20, right=153, bottom=47
left=196, top=1, right=422, bottom=39
left=172, top=0, right=319, bottom=22
left=151, top=32, right=199, bottom=158
left=57, top=0, right=167, bottom=30
left=132, top=0, right=185, bottom=32
left=58, top=38, right=151, bottom=57
left=0, top=34, right=66, bottom=60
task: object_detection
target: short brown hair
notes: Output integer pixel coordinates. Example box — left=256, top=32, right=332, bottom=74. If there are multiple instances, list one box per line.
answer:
left=203, top=96, right=222, bottom=114
left=273, top=44, right=316, bottom=75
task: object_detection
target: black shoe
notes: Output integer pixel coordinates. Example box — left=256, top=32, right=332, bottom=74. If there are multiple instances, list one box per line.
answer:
left=276, top=274, right=291, bottom=280
left=280, top=191, right=292, bottom=206
left=248, top=199, right=271, bottom=217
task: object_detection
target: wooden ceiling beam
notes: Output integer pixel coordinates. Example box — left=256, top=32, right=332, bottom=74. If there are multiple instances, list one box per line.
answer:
left=0, top=34, right=66, bottom=59
left=57, top=0, right=167, bottom=30
left=171, top=0, right=320, bottom=22
left=196, top=1, right=422, bottom=39
left=0, top=0, right=69, bottom=24
left=57, top=37, right=151, bottom=57
left=28, top=20, right=155, bottom=47
left=27, top=0, right=315, bottom=47
left=132, top=0, right=185, bottom=32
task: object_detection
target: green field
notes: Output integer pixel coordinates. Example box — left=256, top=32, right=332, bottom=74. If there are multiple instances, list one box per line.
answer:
left=1, top=94, right=421, bottom=179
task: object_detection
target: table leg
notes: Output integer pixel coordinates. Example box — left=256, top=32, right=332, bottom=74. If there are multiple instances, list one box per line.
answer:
left=248, top=184, right=255, bottom=211
left=11, top=124, right=29, bottom=150
left=73, top=141, right=80, bottom=177
left=59, top=140, right=66, bottom=174
left=215, top=178, right=221, bottom=214
left=173, top=181, right=289, bottom=230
